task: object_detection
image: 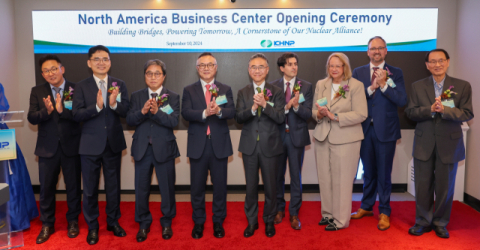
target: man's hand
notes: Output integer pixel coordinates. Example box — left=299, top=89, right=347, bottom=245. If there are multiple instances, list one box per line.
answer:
left=210, top=97, right=221, bottom=115
left=374, top=69, right=387, bottom=88
left=434, top=97, right=444, bottom=114
left=55, top=93, right=63, bottom=114
left=254, top=93, right=267, bottom=108
left=141, top=99, right=151, bottom=115
left=43, top=95, right=54, bottom=115
left=292, top=93, right=300, bottom=109
left=109, top=88, right=119, bottom=107
left=150, top=99, right=159, bottom=115
left=97, top=89, right=104, bottom=109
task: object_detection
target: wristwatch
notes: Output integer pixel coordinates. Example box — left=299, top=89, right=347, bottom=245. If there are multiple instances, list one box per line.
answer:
left=334, top=113, right=338, bottom=122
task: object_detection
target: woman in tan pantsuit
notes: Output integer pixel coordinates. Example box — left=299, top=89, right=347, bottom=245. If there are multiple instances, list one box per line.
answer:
left=312, top=53, right=367, bottom=231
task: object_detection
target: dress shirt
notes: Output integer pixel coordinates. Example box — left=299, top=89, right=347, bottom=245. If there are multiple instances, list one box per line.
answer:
left=432, top=76, right=446, bottom=117
left=284, top=77, right=299, bottom=114
left=93, top=74, right=117, bottom=112
left=49, top=79, right=66, bottom=98
left=148, top=86, right=163, bottom=99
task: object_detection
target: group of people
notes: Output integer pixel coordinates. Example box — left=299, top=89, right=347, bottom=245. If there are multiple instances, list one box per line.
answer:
left=27, top=36, right=473, bottom=245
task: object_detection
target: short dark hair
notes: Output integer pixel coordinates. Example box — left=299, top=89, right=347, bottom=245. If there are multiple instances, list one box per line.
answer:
left=88, top=45, right=110, bottom=59
left=144, top=59, right=166, bottom=76
left=368, top=36, right=387, bottom=47
left=38, top=54, right=62, bottom=68
left=277, top=52, right=299, bottom=68
left=198, top=52, right=214, bottom=59
left=249, top=53, right=269, bottom=64
left=425, top=49, right=450, bottom=62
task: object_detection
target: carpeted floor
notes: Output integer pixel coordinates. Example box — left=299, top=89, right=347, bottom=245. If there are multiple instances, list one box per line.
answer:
left=19, top=201, right=480, bottom=249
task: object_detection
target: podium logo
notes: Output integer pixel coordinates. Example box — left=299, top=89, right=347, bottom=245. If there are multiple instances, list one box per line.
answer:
left=260, top=40, right=273, bottom=48
left=0, top=142, right=9, bottom=149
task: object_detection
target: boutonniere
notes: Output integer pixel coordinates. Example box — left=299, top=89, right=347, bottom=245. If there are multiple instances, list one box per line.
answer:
left=208, top=83, right=220, bottom=97
left=441, top=86, right=457, bottom=100
left=157, top=93, right=169, bottom=106
left=385, top=67, right=393, bottom=80
left=334, top=85, right=349, bottom=99
left=63, top=86, right=74, bottom=101
left=108, top=82, right=119, bottom=93
left=293, top=81, right=302, bottom=95
left=263, top=88, right=273, bottom=101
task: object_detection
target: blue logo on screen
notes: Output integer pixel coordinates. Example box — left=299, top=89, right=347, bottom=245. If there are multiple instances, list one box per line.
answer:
left=274, top=41, right=295, bottom=47
left=0, top=142, right=9, bottom=149
left=260, top=40, right=273, bottom=48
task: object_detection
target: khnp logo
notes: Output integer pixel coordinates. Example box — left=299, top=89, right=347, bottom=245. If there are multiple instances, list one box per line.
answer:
left=274, top=41, right=295, bottom=47
left=0, top=142, right=9, bottom=149
left=260, top=40, right=273, bottom=48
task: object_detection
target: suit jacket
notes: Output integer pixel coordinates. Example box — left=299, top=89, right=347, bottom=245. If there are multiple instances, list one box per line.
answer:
left=271, top=77, right=313, bottom=147
left=127, top=87, right=180, bottom=163
left=72, top=76, right=129, bottom=155
left=405, top=75, right=473, bottom=164
left=28, top=81, right=81, bottom=157
left=235, top=82, right=285, bottom=157
left=181, top=80, right=235, bottom=160
left=352, top=63, right=407, bottom=142
left=311, top=77, right=368, bottom=144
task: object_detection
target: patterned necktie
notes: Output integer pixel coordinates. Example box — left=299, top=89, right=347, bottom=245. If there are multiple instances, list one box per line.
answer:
left=99, top=80, right=107, bottom=107
left=205, top=84, right=211, bottom=135
left=371, top=67, right=379, bottom=97
left=256, top=87, right=262, bottom=117
left=285, top=82, right=291, bottom=127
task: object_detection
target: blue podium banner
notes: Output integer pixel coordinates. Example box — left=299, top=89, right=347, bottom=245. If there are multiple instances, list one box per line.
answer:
left=0, top=129, right=16, bottom=161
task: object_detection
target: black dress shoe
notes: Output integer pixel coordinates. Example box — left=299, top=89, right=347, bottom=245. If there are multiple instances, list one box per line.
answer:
left=408, top=224, right=432, bottom=236
left=86, top=229, right=99, bottom=245
left=243, top=224, right=258, bottom=238
left=213, top=223, right=225, bottom=238
left=318, top=217, right=330, bottom=226
left=265, top=222, right=276, bottom=237
left=67, top=221, right=79, bottom=238
left=107, top=224, right=127, bottom=237
left=191, top=224, right=204, bottom=239
left=36, top=226, right=55, bottom=244
left=136, top=228, right=150, bottom=242
left=325, top=219, right=342, bottom=231
left=162, top=226, right=173, bottom=240
left=433, top=226, right=449, bottom=238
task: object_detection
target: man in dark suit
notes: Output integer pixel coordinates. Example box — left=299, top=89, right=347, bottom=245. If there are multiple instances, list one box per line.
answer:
left=236, top=53, right=285, bottom=238
left=270, top=52, right=312, bottom=230
left=72, top=45, right=130, bottom=245
left=406, top=49, right=473, bottom=238
left=28, top=55, right=82, bottom=244
left=351, top=36, right=407, bottom=231
left=127, top=59, right=180, bottom=243
left=182, top=52, right=235, bottom=239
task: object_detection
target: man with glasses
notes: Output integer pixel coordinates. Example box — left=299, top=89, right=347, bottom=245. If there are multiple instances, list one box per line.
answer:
left=28, top=55, right=82, bottom=244
left=236, top=53, right=285, bottom=238
left=406, top=49, right=473, bottom=238
left=351, top=36, right=407, bottom=231
left=72, top=45, right=130, bottom=245
left=181, top=52, right=235, bottom=239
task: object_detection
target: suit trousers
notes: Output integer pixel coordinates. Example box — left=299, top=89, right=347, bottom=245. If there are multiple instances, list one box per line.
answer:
left=276, top=133, right=305, bottom=216
left=414, top=145, right=458, bottom=227
left=315, top=138, right=361, bottom=228
left=243, top=141, right=278, bottom=225
left=190, top=137, right=228, bottom=225
left=38, top=143, right=81, bottom=227
left=359, top=124, right=396, bottom=216
left=135, top=145, right=176, bottom=229
left=81, top=142, right=122, bottom=230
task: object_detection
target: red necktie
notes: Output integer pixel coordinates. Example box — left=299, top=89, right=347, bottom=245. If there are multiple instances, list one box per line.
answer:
left=372, top=67, right=379, bottom=97
left=205, top=84, right=211, bottom=135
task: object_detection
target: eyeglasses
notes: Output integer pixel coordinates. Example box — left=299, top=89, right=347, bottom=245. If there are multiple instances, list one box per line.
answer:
left=90, top=57, right=110, bottom=64
left=196, top=63, right=216, bottom=70
left=145, top=72, right=163, bottom=78
left=368, top=47, right=386, bottom=52
left=42, top=67, right=58, bottom=74
left=428, top=59, right=447, bottom=65
left=249, top=65, right=268, bottom=71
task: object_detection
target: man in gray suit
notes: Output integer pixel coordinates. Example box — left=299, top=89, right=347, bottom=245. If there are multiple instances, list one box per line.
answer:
left=406, top=49, right=473, bottom=238
left=235, top=53, right=285, bottom=238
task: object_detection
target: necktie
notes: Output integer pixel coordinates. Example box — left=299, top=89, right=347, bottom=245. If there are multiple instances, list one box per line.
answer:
left=99, top=80, right=107, bottom=107
left=285, top=82, right=291, bottom=127
left=256, top=87, right=262, bottom=117
left=371, top=67, right=379, bottom=97
left=52, top=87, right=61, bottom=97
left=205, top=84, right=211, bottom=135
left=151, top=93, right=158, bottom=100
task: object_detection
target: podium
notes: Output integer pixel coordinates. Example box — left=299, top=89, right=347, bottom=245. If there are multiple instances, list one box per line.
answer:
left=0, top=111, right=24, bottom=249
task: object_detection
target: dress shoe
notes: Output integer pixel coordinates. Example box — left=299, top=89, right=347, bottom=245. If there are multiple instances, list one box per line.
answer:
left=408, top=224, right=432, bottom=236
left=377, top=214, right=390, bottom=231
left=433, top=226, right=449, bottom=238
left=162, top=226, right=173, bottom=240
left=86, top=229, right=99, bottom=245
left=36, top=226, right=55, bottom=244
left=274, top=211, right=285, bottom=224
left=290, top=215, right=301, bottom=230
left=67, top=221, right=79, bottom=238
left=136, top=228, right=150, bottom=242
left=213, top=223, right=225, bottom=238
left=351, top=208, right=373, bottom=219
left=243, top=224, right=258, bottom=238
left=318, top=217, right=330, bottom=226
left=265, top=222, right=276, bottom=237
left=107, top=224, right=127, bottom=237
left=325, top=219, right=342, bottom=231
left=191, top=224, right=204, bottom=239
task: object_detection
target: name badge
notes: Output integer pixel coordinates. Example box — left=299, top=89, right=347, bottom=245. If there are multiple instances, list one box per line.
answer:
left=216, top=95, right=227, bottom=105
left=298, top=93, right=305, bottom=103
left=442, top=99, right=455, bottom=108
left=317, top=97, right=327, bottom=106
left=63, top=100, right=73, bottom=110
left=116, top=92, right=121, bottom=102
left=160, top=104, right=174, bottom=114
left=267, top=101, right=274, bottom=107
left=386, top=78, right=396, bottom=88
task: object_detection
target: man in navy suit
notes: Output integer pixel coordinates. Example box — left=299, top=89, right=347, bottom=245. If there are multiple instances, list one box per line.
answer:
left=270, top=53, right=312, bottom=230
left=72, top=45, right=129, bottom=245
left=351, top=36, right=407, bottom=230
left=127, top=59, right=180, bottom=243
left=182, top=52, right=235, bottom=239
left=28, top=55, right=82, bottom=244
